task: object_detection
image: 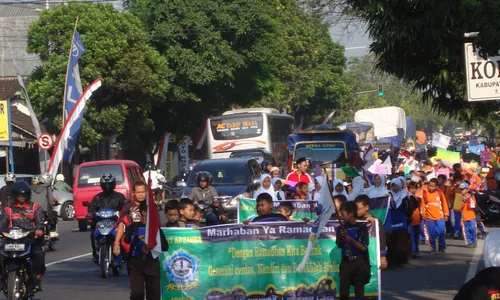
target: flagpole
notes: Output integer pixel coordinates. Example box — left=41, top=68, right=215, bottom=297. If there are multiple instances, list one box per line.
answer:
left=61, top=16, right=79, bottom=175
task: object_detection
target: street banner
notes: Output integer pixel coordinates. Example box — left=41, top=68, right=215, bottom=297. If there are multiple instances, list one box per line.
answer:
left=160, top=221, right=381, bottom=299
left=0, top=100, right=9, bottom=141
left=238, top=197, right=389, bottom=224
left=156, top=132, right=171, bottom=174
left=435, top=148, right=461, bottom=167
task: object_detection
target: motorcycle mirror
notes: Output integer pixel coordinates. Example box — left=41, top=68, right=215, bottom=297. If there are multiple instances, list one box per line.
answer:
left=176, top=181, right=187, bottom=188
left=82, top=201, right=90, bottom=207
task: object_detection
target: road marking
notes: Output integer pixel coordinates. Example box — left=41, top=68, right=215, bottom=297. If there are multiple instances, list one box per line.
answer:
left=465, top=239, right=484, bottom=283
left=46, top=253, right=92, bottom=267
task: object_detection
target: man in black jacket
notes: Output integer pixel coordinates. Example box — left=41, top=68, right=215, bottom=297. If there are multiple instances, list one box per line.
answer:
left=88, top=173, right=127, bottom=262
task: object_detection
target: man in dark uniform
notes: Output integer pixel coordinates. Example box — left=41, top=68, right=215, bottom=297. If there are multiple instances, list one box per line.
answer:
left=88, top=173, right=127, bottom=262
left=1, top=181, right=46, bottom=292
left=336, top=202, right=370, bottom=300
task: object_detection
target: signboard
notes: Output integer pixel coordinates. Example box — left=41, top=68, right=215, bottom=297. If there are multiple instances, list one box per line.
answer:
left=0, top=100, right=9, bottom=141
left=210, top=115, right=263, bottom=140
left=179, top=136, right=190, bottom=172
left=464, top=42, right=500, bottom=102
left=37, top=133, right=54, bottom=151
left=160, top=221, right=381, bottom=299
left=295, top=142, right=345, bottom=149
left=431, top=132, right=451, bottom=149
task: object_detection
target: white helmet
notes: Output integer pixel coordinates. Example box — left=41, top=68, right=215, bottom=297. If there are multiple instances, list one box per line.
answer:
left=56, top=174, right=65, bottom=182
left=40, top=173, right=53, bottom=184
left=4, top=172, right=15, bottom=183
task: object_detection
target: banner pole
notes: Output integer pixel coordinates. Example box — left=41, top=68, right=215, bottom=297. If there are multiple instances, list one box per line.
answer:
left=7, top=99, right=14, bottom=174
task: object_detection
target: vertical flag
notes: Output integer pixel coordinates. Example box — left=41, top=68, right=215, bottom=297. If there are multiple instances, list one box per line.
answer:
left=146, top=171, right=162, bottom=258
left=8, top=40, right=45, bottom=172
left=62, top=29, right=85, bottom=163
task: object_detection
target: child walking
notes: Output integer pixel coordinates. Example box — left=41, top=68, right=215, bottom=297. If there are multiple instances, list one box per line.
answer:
left=335, top=202, right=370, bottom=300
left=422, top=178, right=449, bottom=254
left=459, top=182, right=478, bottom=248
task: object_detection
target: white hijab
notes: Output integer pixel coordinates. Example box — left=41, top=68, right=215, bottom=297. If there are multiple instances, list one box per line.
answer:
left=332, top=178, right=348, bottom=198
left=254, top=174, right=277, bottom=200
left=366, top=174, right=388, bottom=199
left=347, top=176, right=365, bottom=202
left=312, top=176, right=323, bottom=201
left=390, top=177, right=406, bottom=208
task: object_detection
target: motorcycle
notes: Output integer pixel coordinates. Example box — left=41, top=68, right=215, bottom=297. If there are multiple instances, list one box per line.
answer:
left=44, top=202, right=59, bottom=251
left=475, top=189, right=500, bottom=223
left=85, top=204, right=122, bottom=278
left=0, top=222, right=46, bottom=300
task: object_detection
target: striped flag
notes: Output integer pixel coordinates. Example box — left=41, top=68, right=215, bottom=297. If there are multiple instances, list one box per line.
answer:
left=146, top=171, right=162, bottom=258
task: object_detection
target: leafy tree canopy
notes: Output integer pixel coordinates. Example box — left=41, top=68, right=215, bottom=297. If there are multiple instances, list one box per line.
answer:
left=27, top=3, right=172, bottom=153
left=322, top=0, right=500, bottom=121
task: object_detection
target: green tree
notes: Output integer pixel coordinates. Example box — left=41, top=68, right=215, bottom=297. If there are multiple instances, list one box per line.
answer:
left=27, top=3, right=172, bottom=161
left=320, top=0, right=500, bottom=120
left=127, top=0, right=350, bottom=134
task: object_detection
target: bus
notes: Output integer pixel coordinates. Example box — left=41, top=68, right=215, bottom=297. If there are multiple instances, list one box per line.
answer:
left=207, top=108, right=295, bottom=173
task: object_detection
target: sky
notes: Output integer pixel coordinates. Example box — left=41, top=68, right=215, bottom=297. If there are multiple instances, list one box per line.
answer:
left=330, top=21, right=371, bottom=58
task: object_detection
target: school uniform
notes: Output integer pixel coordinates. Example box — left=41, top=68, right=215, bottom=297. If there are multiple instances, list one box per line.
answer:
left=461, top=194, right=477, bottom=246
left=422, top=190, right=449, bottom=251
left=452, top=186, right=463, bottom=238
left=335, top=222, right=370, bottom=300
left=410, top=199, right=422, bottom=256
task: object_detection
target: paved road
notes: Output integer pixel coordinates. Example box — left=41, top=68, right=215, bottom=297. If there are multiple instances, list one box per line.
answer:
left=0, top=220, right=488, bottom=300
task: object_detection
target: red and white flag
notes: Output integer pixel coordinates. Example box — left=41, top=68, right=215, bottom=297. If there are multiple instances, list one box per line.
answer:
left=145, top=172, right=162, bottom=258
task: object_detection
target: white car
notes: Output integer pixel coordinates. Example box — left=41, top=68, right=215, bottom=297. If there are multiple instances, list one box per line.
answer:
left=0, top=174, right=75, bottom=220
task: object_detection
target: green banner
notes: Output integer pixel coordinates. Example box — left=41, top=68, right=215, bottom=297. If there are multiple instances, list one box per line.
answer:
left=238, top=198, right=389, bottom=224
left=160, top=221, right=380, bottom=299
left=238, top=198, right=318, bottom=222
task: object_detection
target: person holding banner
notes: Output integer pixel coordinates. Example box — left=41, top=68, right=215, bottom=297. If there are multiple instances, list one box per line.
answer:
left=336, top=201, right=370, bottom=300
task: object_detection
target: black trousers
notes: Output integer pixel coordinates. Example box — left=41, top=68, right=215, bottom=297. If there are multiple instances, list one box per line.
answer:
left=48, top=210, right=58, bottom=232
left=339, top=257, right=369, bottom=300
left=31, top=241, right=46, bottom=276
left=90, top=222, right=97, bottom=258
left=128, top=257, right=161, bottom=300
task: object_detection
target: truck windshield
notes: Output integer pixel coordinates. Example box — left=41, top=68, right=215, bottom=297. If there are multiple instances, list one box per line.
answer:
left=295, top=148, right=347, bottom=167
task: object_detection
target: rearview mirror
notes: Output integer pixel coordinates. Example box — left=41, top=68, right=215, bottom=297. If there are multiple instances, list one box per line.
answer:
left=176, top=181, right=187, bottom=188
left=82, top=201, right=90, bottom=207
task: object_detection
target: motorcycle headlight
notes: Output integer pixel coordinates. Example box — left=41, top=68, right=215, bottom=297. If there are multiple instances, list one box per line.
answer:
left=97, top=220, right=116, bottom=235
left=228, top=195, right=242, bottom=207
left=6, top=228, right=29, bottom=240
left=96, top=211, right=117, bottom=219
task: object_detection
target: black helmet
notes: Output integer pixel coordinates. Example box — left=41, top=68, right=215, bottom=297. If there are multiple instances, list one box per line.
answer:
left=100, top=173, right=116, bottom=193
left=145, top=162, right=157, bottom=171
left=11, top=181, right=31, bottom=200
left=195, top=171, right=213, bottom=186
left=261, top=160, right=272, bottom=171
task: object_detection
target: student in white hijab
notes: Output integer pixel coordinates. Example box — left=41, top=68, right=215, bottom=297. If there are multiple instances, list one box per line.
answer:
left=388, top=177, right=410, bottom=266
left=311, top=176, right=323, bottom=201
left=272, top=177, right=286, bottom=201
left=332, top=178, right=348, bottom=198
left=347, top=176, right=365, bottom=202
left=253, top=174, right=277, bottom=200
left=366, top=174, right=389, bottom=199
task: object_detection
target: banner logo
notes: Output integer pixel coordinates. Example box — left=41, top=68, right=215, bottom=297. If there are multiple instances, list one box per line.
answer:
left=165, top=249, right=199, bottom=290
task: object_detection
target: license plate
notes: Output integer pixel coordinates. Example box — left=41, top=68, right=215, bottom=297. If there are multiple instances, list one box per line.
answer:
left=4, top=243, right=25, bottom=252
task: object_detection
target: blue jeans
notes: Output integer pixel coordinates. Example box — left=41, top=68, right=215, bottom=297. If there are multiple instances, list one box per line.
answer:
left=463, top=219, right=477, bottom=245
left=411, top=225, right=420, bottom=254
left=427, top=218, right=446, bottom=250
left=454, top=211, right=462, bottom=237
left=205, top=211, right=219, bottom=225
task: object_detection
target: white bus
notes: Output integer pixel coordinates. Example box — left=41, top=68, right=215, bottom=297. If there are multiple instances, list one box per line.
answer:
left=207, top=108, right=295, bottom=171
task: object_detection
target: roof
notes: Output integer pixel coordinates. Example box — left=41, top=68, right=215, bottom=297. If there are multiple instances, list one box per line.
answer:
left=196, top=158, right=256, bottom=167
left=0, top=2, right=59, bottom=18
left=0, top=77, right=27, bottom=101
left=78, top=160, right=139, bottom=168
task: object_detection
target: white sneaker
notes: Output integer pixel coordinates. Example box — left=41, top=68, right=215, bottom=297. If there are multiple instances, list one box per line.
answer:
left=49, top=232, right=59, bottom=239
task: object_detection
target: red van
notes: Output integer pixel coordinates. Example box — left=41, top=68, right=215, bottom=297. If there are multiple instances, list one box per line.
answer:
left=73, top=160, right=143, bottom=231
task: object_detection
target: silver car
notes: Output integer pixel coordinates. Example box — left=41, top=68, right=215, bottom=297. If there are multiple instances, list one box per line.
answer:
left=0, top=174, right=75, bottom=221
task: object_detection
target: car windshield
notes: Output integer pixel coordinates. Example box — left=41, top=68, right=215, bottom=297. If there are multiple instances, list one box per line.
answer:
left=78, top=165, right=124, bottom=187
left=229, top=151, right=265, bottom=164
left=189, top=164, right=250, bottom=187
left=295, top=148, right=347, bottom=167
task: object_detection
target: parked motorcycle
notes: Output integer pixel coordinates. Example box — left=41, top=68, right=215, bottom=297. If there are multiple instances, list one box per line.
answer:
left=0, top=222, right=47, bottom=300
left=84, top=203, right=122, bottom=278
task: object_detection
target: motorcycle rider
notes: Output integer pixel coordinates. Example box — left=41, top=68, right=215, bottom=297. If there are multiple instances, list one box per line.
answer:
left=0, top=172, right=16, bottom=206
left=53, top=174, right=73, bottom=192
left=187, top=171, right=226, bottom=225
left=88, top=173, right=126, bottom=262
left=1, top=181, right=46, bottom=292
left=31, top=173, right=58, bottom=239
left=142, top=163, right=166, bottom=205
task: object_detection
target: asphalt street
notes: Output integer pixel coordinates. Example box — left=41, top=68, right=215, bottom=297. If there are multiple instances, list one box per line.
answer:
left=0, top=220, right=488, bottom=300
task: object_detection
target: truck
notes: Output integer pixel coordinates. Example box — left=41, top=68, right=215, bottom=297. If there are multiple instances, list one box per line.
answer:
left=286, top=124, right=361, bottom=179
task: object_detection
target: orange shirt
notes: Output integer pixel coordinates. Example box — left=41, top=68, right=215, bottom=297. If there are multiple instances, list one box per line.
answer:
left=422, top=190, right=449, bottom=221
left=466, top=173, right=483, bottom=190
left=461, top=194, right=476, bottom=222
left=411, top=190, right=424, bottom=226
